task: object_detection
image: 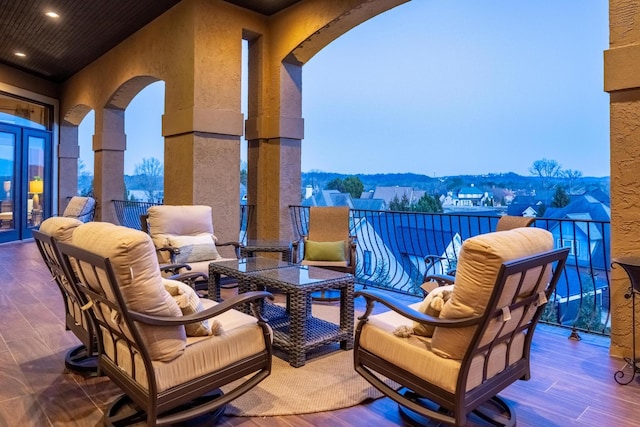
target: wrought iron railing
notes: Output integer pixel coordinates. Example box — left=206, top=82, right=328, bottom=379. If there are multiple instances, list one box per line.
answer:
left=289, top=205, right=612, bottom=337
left=111, top=200, right=254, bottom=243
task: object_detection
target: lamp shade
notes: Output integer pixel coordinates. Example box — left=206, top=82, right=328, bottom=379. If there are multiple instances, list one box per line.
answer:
left=29, top=180, right=43, bottom=194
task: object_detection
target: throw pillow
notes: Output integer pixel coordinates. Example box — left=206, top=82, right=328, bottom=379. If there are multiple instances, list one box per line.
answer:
left=304, top=240, right=346, bottom=262
left=163, top=279, right=222, bottom=336
left=166, top=233, right=221, bottom=263
left=413, top=284, right=454, bottom=337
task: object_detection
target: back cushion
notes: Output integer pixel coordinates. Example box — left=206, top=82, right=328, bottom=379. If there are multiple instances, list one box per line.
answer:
left=147, top=205, right=214, bottom=237
left=431, top=227, right=553, bottom=359
left=72, top=222, right=186, bottom=362
left=40, top=216, right=83, bottom=242
left=63, top=197, right=96, bottom=222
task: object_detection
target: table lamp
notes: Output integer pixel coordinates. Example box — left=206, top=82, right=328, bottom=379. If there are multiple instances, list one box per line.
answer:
left=3, top=181, right=10, bottom=200
left=29, top=179, right=43, bottom=210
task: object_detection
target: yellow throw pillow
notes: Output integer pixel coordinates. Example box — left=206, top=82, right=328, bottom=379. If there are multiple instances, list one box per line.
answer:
left=304, top=240, right=346, bottom=261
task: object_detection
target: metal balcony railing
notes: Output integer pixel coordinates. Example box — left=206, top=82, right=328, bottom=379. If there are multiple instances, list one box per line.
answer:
left=290, top=205, right=612, bottom=337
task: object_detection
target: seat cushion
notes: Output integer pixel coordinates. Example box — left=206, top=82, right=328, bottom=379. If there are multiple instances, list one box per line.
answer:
left=358, top=302, right=524, bottom=394
left=104, top=303, right=268, bottom=392
left=72, top=222, right=186, bottom=362
left=431, top=227, right=553, bottom=359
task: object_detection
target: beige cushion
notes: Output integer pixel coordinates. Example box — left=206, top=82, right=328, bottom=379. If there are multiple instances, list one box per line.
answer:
left=359, top=304, right=524, bottom=394
left=40, top=216, right=83, bottom=242
left=102, top=302, right=267, bottom=392
left=304, top=240, right=346, bottom=262
left=431, top=227, right=553, bottom=359
left=163, top=278, right=222, bottom=336
left=147, top=205, right=214, bottom=237
left=166, top=233, right=222, bottom=263
left=72, top=221, right=186, bottom=362
left=413, top=284, right=454, bottom=337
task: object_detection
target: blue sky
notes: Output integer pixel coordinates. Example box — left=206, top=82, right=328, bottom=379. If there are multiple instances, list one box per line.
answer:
left=79, top=0, right=610, bottom=178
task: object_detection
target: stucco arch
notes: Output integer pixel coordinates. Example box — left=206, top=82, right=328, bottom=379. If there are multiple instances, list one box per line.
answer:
left=107, top=75, right=161, bottom=110
left=63, top=104, right=93, bottom=127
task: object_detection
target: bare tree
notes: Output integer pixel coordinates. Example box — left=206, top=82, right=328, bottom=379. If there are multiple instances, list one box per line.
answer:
left=529, top=158, right=562, bottom=189
left=562, top=169, right=583, bottom=193
left=134, top=157, right=163, bottom=202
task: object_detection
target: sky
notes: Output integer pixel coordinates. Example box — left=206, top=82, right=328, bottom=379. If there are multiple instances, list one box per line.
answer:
left=78, top=0, right=610, bottom=178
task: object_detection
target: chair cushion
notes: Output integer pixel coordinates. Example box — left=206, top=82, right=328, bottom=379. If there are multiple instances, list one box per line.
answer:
left=304, top=240, right=346, bottom=262
left=166, top=233, right=222, bottom=263
left=72, top=222, right=186, bottom=362
left=431, top=227, right=553, bottom=359
left=147, top=205, right=214, bottom=236
left=63, top=196, right=96, bottom=222
left=163, top=279, right=221, bottom=336
left=40, top=216, right=84, bottom=242
left=105, top=303, right=268, bottom=392
left=359, top=304, right=524, bottom=394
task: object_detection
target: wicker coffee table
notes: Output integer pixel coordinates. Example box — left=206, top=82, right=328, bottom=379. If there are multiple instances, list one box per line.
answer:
left=243, top=265, right=354, bottom=368
left=240, top=239, right=293, bottom=262
left=208, top=257, right=289, bottom=302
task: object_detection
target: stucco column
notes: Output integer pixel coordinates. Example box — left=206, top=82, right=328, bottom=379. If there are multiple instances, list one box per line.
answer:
left=58, top=121, right=79, bottom=213
left=246, top=52, right=303, bottom=241
left=605, top=1, right=640, bottom=358
left=93, top=107, right=126, bottom=223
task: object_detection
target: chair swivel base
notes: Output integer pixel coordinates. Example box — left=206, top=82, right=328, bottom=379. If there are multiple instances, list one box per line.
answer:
left=104, top=389, right=226, bottom=427
left=65, top=344, right=99, bottom=375
left=398, top=388, right=515, bottom=427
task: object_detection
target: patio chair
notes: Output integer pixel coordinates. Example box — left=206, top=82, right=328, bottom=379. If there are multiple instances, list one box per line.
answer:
left=56, top=221, right=273, bottom=426
left=141, top=205, right=243, bottom=294
left=423, top=215, right=536, bottom=289
left=291, top=206, right=356, bottom=301
left=353, top=227, right=568, bottom=427
left=62, top=196, right=96, bottom=222
left=33, top=216, right=98, bottom=374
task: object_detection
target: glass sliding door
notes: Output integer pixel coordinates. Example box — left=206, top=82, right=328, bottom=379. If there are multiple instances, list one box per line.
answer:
left=0, top=123, right=51, bottom=243
left=0, top=125, right=18, bottom=241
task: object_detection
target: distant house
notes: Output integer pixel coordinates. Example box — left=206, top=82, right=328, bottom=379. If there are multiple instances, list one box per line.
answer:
left=301, top=189, right=353, bottom=207
left=365, top=186, right=425, bottom=209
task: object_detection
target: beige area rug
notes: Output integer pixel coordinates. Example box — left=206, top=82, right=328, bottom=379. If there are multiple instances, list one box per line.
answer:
left=222, top=303, right=394, bottom=417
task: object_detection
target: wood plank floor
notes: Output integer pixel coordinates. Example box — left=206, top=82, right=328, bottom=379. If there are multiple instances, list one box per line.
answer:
left=2, top=239, right=640, bottom=426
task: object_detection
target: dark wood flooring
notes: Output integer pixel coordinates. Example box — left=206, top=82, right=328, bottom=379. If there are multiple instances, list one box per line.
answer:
left=2, top=239, right=640, bottom=426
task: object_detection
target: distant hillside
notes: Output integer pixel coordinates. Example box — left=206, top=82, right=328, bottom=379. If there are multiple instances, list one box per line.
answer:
left=302, top=171, right=610, bottom=197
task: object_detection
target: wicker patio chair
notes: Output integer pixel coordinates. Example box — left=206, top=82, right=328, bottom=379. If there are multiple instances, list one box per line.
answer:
left=56, top=221, right=273, bottom=426
left=33, top=216, right=98, bottom=374
left=291, top=206, right=356, bottom=301
left=353, top=228, right=568, bottom=427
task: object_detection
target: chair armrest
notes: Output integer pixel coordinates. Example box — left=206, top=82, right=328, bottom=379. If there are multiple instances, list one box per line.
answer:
left=354, top=289, right=481, bottom=329
left=424, top=274, right=456, bottom=287
left=291, top=237, right=305, bottom=264
left=159, top=263, right=192, bottom=275
left=167, top=271, right=208, bottom=287
left=128, top=291, right=274, bottom=325
left=215, top=241, right=243, bottom=259
left=158, top=246, right=181, bottom=263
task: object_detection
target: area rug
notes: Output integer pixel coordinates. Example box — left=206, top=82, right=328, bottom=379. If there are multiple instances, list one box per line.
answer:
left=222, top=303, right=394, bottom=416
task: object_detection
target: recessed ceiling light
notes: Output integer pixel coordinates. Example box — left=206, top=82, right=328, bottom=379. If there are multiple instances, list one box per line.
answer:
left=14, top=52, right=26, bottom=57
left=45, top=11, right=59, bottom=18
